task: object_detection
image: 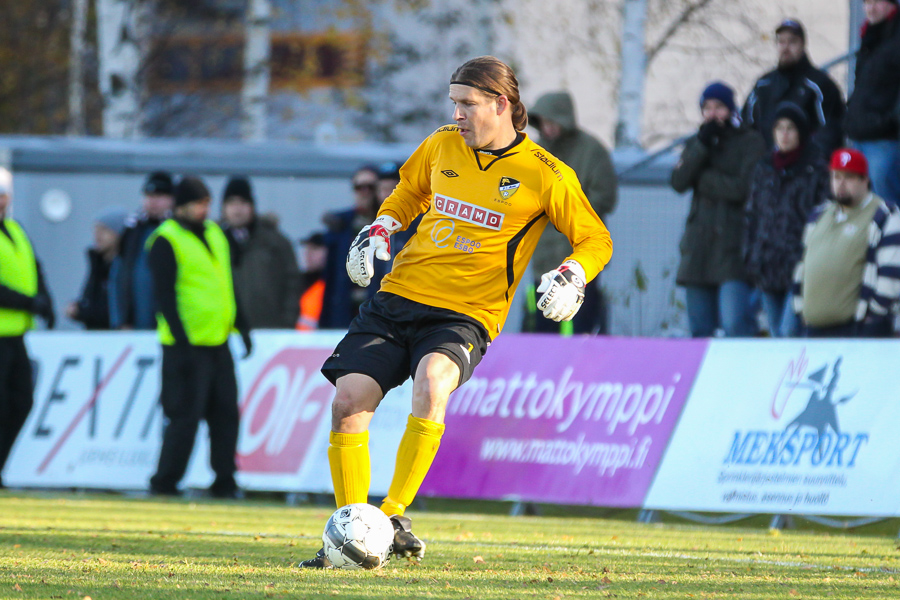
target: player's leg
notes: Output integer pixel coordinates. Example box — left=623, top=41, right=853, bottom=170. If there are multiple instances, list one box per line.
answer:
left=380, top=352, right=458, bottom=561
left=328, top=373, right=382, bottom=509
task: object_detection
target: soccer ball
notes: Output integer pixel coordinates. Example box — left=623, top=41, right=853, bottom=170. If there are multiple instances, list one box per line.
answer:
left=322, top=503, right=394, bottom=570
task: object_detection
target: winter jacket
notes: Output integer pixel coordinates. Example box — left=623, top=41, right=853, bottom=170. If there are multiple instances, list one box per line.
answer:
left=743, top=147, right=830, bottom=293
left=528, top=92, right=618, bottom=275
left=742, top=55, right=845, bottom=157
left=846, top=12, right=900, bottom=142
left=109, top=214, right=163, bottom=329
left=223, top=217, right=301, bottom=329
left=318, top=207, right=371, bottom=329
left=72, top=249, right=113, bottom=330
left=671, top=124, right=766, bottom=286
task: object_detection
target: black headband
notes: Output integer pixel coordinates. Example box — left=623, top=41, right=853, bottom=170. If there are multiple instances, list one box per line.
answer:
left=450, top=80, right=501, bottom=97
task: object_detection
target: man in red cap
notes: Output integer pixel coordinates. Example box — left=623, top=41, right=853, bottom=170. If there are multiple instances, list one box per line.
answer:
left=792, top=148, right=900, bottom=337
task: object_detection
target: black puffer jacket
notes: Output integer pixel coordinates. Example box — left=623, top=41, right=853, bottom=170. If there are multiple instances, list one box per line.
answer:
left=846, top=13, right=900, bottom=141
left=743, top=147, right=830, bottom=293
left=742, top=55, right=845, bottom=157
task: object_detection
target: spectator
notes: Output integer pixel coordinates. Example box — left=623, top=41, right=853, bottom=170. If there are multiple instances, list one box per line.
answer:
left=296, top=232, right=327, bottom=331
left=525, top=91, right=617, bottom=334
left=671, top=82, right=766, bottom=337
left=110, top=171, right=174, bottom=329
left=220, top=176, right=301, bottom=329
left=319, top=166, right=379, bottom=329
left=744, top=102, right=830, bottom=337
left=793, top=148, right=900, bottom=337
left=147, top=176, right=252, bottom=498
left=66, top=207, right=128, bottom=330
left=742, top=19, right=845, bottom=159
left=0, top=167, right=54, bottom=488
left=845, top=0, right=900, bottom=205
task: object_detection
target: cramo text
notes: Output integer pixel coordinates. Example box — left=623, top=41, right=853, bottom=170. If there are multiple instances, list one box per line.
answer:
left=446, top=367, right=682, bottom=435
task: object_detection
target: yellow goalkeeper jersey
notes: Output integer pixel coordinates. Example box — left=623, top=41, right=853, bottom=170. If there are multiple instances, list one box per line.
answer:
left=379, top=125, right=612, bottom=339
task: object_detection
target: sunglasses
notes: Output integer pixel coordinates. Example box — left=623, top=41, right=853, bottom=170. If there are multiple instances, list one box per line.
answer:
left=353, top=182, right=377, bottom=191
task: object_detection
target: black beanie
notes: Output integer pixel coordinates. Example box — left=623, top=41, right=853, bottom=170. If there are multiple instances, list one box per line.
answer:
left=143, top=171, right=174, bottom=196
left=223, top=176, right=254, bottom=204
left=174, top=176, right=211, bottom=207
left=773, top=101, right=810, bottom=144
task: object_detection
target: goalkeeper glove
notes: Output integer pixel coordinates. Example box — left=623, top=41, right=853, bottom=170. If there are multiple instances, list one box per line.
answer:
left=346, top=215, right=402, bottom=287
left=536, top=260, right=586, bottom=322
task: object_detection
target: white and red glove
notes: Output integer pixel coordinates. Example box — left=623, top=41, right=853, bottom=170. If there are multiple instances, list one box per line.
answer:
left=536, top=260, right=586, bottom=322
left=346, top=215, right=402, bottom=286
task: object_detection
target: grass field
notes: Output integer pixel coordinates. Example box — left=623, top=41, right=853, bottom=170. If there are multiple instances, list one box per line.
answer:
left=1, top=492, right=899, bottom=599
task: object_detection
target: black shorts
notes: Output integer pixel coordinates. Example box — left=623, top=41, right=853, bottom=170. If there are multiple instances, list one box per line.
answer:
left=321, top=292, right=490, bottom=396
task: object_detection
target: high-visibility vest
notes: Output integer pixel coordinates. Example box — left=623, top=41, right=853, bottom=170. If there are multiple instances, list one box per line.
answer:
left=296, top=278, right=325, bottom=331
left=0, top=219, right=37, bottom=337
left=147, top=219, right=236, bottom=346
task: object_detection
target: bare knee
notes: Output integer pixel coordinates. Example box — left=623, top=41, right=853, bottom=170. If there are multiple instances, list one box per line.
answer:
left=412, top=353, right=460, bottom=423
left=331, top=374, right=383, bottom=433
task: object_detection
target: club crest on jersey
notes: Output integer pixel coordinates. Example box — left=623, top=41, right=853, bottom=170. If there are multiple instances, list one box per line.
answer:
left=499, top=177, right=520, bottom=199
left=434, top=194, right=504, bottom=231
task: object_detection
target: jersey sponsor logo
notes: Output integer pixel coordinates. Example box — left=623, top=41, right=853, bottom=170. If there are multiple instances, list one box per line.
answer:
left=499, top=177, right=520, bottom=199
left=431, top=219, right=456, bottom=248
left=453, top=235, right=481, bottom=254
left=435, top=125, right=459, bottom=134
left=441, top=169, right=460, bottom=178
left=434, top=194, right=504, bottom=231
left=531, top=150, right=565, bottom=182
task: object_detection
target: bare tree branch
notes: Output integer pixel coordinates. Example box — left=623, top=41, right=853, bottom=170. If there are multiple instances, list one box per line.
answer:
left=646, top=0, right=716, bottom=64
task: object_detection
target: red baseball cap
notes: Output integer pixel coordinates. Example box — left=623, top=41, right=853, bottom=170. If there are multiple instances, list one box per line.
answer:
left=830, top=148, right=869, bottom=177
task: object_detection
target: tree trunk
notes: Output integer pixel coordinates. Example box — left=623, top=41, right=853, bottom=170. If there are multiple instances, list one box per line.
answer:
left=241, top=0, right=271, bottom=142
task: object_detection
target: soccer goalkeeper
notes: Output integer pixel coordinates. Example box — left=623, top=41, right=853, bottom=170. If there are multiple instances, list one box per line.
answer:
left=300, top=55, right=612, bottom=568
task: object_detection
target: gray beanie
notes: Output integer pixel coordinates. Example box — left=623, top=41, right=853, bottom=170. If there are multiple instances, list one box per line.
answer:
left=95, top=207, right=129, bottom=236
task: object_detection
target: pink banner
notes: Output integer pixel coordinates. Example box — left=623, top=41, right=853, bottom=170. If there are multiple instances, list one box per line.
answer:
left=420, top=335, right=709, bottom=507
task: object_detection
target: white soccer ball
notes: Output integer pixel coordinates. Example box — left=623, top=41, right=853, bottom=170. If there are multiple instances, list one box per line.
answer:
left=322, top=503, right=394, bottom=570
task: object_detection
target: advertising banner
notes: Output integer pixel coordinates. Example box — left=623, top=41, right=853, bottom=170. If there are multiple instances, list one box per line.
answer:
left=420, top=335, right=709, bottom=507
left=645, top=341, right=900, bottom=516
left=5, top=331, right=410, bottom=494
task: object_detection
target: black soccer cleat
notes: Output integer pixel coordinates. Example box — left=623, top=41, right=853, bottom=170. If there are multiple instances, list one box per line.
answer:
left=298, top=547, right=333, bottom=569
left=389, top=514, right=425, bottom=561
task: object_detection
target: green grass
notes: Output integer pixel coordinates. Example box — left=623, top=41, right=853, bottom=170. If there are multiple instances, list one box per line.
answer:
left=1, top=492, right=900, bottom=599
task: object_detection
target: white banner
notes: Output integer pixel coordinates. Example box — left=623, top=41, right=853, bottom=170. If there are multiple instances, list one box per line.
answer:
left=5, top=331, right=411, bottom=494
left=645, top=340, right=900, bottom=516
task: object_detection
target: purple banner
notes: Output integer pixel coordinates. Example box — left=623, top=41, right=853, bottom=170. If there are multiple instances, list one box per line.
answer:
left=420, top=335, right=709, bottom=507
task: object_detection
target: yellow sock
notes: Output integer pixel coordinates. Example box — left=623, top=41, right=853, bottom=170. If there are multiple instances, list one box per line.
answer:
left=328, top=430, right=370, bottom=508
left=380, top=414, right=445, bottom=516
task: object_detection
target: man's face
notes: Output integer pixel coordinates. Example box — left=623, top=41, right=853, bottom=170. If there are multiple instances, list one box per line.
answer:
left=352, top=170, right=378, bottom=212
left=773, top=117, right=801, bottom=152
left=93, top=223, right=119, bottom=253
left=0, top=193, right=9, bottom=218
left=450, top=84, right=508, bottom=150
left=776, top=32, right=805, bottom=68
left=302, top=243, right=327, bottom=272
left=538, top=118, right=563, bottom=141
left=377, top=178, right=399, bottom=205
left=143, top=193, right=173, bottom=220
left=701, top=99, right=731, bottom=124
left=179, top=198, right=211, bottom=222
left=831, top=170, right=869, bottom=206
left=865, top=0, right=896, bottom=25
left=223, top=197, right=254, bottom=228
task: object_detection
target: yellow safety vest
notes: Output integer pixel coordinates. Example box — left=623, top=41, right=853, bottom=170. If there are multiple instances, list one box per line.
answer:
left=0, top=219, right=37, bottom=337
left=147, top=219, right=236, bottom=346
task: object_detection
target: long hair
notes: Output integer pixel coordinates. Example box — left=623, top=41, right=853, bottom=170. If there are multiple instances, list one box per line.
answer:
left=451, top=56, right=528, bottom=131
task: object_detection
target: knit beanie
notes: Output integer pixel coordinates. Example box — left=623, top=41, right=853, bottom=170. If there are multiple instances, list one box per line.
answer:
left=174, top=176, right=210, bottom=207
left=773, top=101, right=810, bottom=144
left=95, top=206, right=129, bottom=236
left=699, top=82, right=736, bottom=114
left=223, top=176, right=254, bottom=204
left=143, top=171, right=174, bottom=196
